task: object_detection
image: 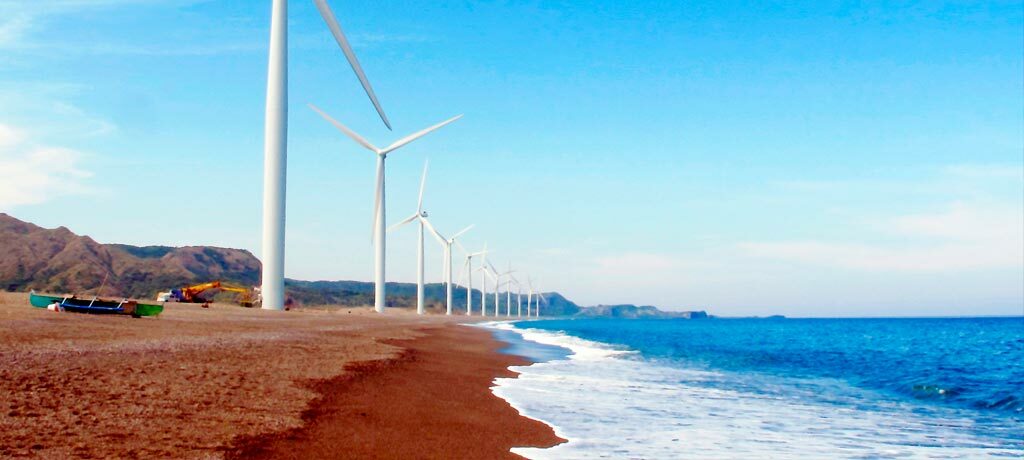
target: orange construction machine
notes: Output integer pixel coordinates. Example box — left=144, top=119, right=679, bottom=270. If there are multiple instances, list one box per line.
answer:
left=156, top=281, right=257, bottom=307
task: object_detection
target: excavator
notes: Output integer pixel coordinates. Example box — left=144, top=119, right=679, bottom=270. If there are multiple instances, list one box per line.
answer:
left=156, top=281, right=259, bottom=308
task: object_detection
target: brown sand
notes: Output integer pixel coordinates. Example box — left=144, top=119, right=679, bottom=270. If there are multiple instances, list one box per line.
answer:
left=0, top=292, right=562, bottom=458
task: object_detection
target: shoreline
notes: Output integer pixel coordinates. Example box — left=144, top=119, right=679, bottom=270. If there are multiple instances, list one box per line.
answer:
left=0, top=293, right=562, bottom=458
left=227, top=324, right=564, bottom=459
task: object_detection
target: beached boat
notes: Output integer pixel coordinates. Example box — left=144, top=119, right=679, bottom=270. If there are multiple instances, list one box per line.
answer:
left=29, top=291, right=164, bottom=317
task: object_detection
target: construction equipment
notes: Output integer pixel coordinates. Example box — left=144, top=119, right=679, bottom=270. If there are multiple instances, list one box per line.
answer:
left=157, top=281, right=257, bottom=307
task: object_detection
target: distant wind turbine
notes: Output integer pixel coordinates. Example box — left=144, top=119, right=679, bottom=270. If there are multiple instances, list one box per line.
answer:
left=388, top=160, right=432, bottom=314
left=431, top=224, right=474, bottom=315
left=309, top=104, right=461, bottom=313
left=488, top=261, right=515, bottom=317
left=477, top=263, right=494, bottom=316
left=389, top=162, right=473, bottom=315
left=511, top=276, right=522, bottom=317
left=457, top=244, right=488, bottom=316
left=533, top=281, right=547, bottom=317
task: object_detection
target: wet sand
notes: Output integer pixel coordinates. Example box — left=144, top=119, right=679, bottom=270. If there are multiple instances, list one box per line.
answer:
left=0, top=292, right=561, bottom=458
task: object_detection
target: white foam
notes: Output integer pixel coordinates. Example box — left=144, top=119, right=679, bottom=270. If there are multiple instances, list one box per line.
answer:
left=488, top=324, right=1023, bottom=460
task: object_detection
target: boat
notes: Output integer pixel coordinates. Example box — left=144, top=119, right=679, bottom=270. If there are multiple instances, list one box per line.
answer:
left=29, top=291, right=164, bottom=317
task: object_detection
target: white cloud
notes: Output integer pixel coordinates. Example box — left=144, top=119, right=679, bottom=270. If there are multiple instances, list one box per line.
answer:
left=0, top=0, right=209, bottom=50
left=0, top=123, right=93, bottom=209
left=944, top=164, right=1024, bottom=180
left=739, top=202, right=1023, bottom=272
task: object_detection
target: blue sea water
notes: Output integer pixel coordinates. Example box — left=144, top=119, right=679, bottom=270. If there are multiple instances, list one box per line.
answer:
left=486, top=317, right=1024, bottom=459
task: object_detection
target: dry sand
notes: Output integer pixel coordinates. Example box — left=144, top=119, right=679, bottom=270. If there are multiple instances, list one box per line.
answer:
left=0, top=292, right=562, bottom=458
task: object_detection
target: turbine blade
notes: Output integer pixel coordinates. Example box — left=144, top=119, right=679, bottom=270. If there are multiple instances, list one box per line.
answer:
left=313, top=0, right=391, bottom=130
left=442, top=247, right=449, bottom=281
left=380, top=114, right=463, bottom=154
left=451, top=224, right=474, bottom=240
left=309, top=104, right=380, bottom=153
left=421, top=217, right=447, bottom=245
left=454, top=239, right=468, bottom=255
left=371, top=159, right=384, bottom=243
left=456, top=258, right=468, bottom=287
left=387, top=213, right=418, bottom=233
left=417, top=159, right=429, bottom=211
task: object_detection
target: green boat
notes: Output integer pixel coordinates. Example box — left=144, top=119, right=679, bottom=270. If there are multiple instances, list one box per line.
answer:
left=30, top=291, right=164, bottom=317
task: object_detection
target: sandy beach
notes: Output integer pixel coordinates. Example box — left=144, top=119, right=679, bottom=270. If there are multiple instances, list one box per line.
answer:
left=0, top=292, right=562, bottom=458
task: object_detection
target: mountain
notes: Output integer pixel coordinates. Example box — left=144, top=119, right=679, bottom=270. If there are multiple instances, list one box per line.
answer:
left=0, top=213, right=260, bottom=299
left=0, top=214, right=711, bottom=318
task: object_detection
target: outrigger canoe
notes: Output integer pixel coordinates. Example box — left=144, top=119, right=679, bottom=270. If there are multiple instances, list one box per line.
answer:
left=29, top=291, right=164, bottom=317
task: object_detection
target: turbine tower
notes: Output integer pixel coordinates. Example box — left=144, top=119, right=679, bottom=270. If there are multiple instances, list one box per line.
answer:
left=259, top=0, right=288, bottom=310
left=261, top=0, right=390, bottom=310
left=309, top=105, right=461, bottom=313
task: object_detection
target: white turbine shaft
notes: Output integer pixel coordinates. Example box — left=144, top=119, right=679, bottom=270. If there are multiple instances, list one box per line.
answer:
left=373, top=155, right=385, bottom=313
left=493, top=273, right=500, bottom=316
left=480, top=268, right=488, bottom=317
left=466, top=258, right=473, bottom=315
left=416, top=218, right=424, bottom=314
left=260, top=0, right=287, bottom=311
left=445, top=246, right=453, bottom=315
left=517, top=287, right=522, bottom=317
left=415, top=161, right=428, bottom=315
left=506, top=287, right=512, bottom=317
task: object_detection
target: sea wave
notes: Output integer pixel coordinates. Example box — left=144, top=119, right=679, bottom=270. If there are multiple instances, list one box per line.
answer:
left=487, top=323, right=1024, bottom=459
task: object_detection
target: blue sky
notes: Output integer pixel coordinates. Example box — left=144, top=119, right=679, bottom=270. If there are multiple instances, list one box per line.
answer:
left=1, top=0, right=1021, bottom=316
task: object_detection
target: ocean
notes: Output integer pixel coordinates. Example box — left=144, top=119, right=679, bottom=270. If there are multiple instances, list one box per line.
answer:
left=486, top=317, right=1024, bottom=459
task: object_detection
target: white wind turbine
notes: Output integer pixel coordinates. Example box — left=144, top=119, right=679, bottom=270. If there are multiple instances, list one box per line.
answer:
left=388, top=160, right=432, bottom=315
left=533, top=281, right=547, bottom=317
left=477, top=263, right=494, bottom=316
left=511, top=276, right=522, bottom=317
left=488, top=261, right=515, bottom=317
left=526, top=276, right=546, bottom=317
left=457, top=244, right=488, bottom=316
left=526, top=276, right=534, bottom=317
left=389, top=161, right=473, bottom=315
left=432, top=225, right=474, bottom=315
left=260, top=0, right=390, bottom=311
left=309, top=105, right=461, bottom=313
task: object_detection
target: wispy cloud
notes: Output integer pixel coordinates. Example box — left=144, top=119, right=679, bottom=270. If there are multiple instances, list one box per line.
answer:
left=739, top=201, right=1023, bottom=272
left=943, top=164, right=1024, bottom=180
left=0, top=123, right=93, bottom=210
left=0, top=0, right=213, bottom=51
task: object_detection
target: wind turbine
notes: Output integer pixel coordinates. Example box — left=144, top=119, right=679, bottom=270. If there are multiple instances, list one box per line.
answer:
left=388, top=160, right=432, bottom=315
left=509, top=275, right=522, bottom=317
left=488, top=261, right=515, bottom=317
left=533, top=281, right=547, bottom=317
left=457, top=244, right=488, bottom=316
left=477, top=263, right=494, bottom=316
left=260, top=0, right=390, bottom=311
left=390, top=162, right=473, bottom=316
left=433, top=225, right=473, bottom=315
left=309, top=105, right=461, bottom=313
left=526, top=276, right=534, bottom=317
